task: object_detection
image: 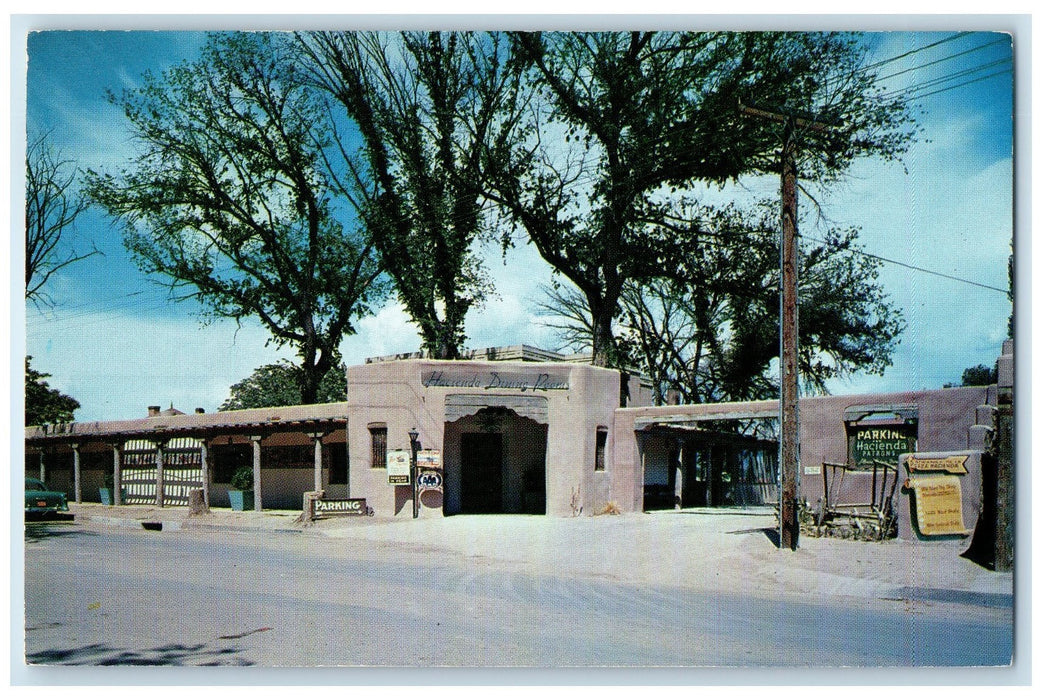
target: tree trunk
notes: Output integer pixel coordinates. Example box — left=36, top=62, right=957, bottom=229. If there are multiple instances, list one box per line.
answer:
left=590, top=309, right=616, bottom=368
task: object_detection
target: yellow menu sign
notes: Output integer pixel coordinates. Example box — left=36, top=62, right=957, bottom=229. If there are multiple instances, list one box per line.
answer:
left=906, top=455, right=968, bottom=474
left=906, top=476, right=970, bottom=536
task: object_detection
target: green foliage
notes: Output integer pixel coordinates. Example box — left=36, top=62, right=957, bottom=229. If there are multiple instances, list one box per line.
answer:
left=220, top=360, right=347, bottom=411
left=489, top=31, right=919, bottom=367
left=230, top=466, right=254, bottom=492
left=85, top=32, right=386, bottom=403
left=539, top=202, right=905, bottom=403
left=960, top=364, right=998, bottom=387
left=300, top=31, right=523, bottom=358
left=25, top=356, right=80, bottom=426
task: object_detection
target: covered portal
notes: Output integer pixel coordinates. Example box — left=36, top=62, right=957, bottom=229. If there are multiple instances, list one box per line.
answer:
left=639, top=424, right=778, bottom=510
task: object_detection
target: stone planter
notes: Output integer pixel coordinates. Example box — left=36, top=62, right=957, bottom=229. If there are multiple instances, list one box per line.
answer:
left=228, top=489, right=255, bottom=511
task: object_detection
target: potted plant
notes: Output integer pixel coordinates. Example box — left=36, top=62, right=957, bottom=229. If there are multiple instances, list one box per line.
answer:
left=228, top=466, right=254, bottom=511
left=99, top=473, right=125, bottom=506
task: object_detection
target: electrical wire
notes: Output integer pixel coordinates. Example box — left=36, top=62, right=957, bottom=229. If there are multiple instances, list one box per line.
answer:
left=858, top=32, right=973, bottom=73
left=798, top=234, right=1008, bottom=294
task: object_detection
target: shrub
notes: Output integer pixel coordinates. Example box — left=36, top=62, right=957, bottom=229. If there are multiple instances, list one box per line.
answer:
left=230, top=466, right=254, bottom=491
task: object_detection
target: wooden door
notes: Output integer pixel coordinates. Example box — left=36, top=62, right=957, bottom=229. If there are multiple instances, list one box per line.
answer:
left=460, top=433, right=503, bottom=513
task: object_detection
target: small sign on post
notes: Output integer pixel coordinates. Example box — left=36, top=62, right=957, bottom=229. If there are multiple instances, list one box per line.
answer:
left=416, top=449, right=442, bottom=469
left=387, top=450, right=411, bottom=485
left=416, top=470, right=443, bottom=490
left=416, top=449, right=444, bottom=494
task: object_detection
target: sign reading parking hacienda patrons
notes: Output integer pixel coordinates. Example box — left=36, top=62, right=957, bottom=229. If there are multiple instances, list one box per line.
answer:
left=851, top=426, right=917, bottom=469
left=421, top=369, right=569, bottom=392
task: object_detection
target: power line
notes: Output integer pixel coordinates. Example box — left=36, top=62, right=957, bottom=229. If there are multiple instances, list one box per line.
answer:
left=906, top=68, right=1013, bottom=101
left=799, top=234, right=1008, bottom=294
left=880, top=58, right=1011, bottom=100
left=876, top=36, right=1009, bottom=82
left=859, top=32, right=973, bottom=73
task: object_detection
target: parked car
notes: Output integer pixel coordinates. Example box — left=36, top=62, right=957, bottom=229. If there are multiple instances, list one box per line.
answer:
left=25, top=477, right=69, bottom=516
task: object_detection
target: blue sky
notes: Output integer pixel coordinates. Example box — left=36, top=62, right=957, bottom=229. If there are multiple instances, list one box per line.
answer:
left=17, top=27, right=1016, bottom=422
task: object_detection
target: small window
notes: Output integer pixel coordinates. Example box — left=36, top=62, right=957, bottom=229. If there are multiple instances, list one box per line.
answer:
left=594, top=427, right=608, bottom=472
left=370, top=426, right=387, bottom=469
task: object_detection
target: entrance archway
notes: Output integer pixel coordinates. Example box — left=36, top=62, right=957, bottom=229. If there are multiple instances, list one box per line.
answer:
left=443, top=398, right=548, bottom=515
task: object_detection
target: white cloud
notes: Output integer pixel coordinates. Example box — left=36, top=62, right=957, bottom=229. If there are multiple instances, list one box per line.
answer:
left=27, top=307, right=285, bottom=421
left=339, top=302, right=422, bottom=363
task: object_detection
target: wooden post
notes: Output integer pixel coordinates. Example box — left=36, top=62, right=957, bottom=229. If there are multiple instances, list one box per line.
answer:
left=71, top=443, right=82, bottom=503
left=674, top=438, right=684, bottom=510
left=250, top=435, right=263, bottom=511
left=779, top=116, right=800, bottom=551
left=994, top=340, right=1014, bottom=571
left=307, top=432, right=327, bottom=492
left=155, top=439, right=167, bottom=508
left=738, top=102, right=837, bottom=551
left=112, top=443, right=123, bottom=506
left=199, top=439, right=211, bottom=508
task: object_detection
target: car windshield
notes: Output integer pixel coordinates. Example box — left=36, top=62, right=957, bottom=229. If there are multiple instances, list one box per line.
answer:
left=25, top=478, right=47, bottom=491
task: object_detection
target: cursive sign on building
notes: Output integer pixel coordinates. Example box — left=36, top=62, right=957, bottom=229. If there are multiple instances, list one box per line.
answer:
left=421, top=369, right=569, bottom=392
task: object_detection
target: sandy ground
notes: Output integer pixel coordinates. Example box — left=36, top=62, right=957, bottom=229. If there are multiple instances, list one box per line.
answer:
left=56, top=502, right=1012, bottom=609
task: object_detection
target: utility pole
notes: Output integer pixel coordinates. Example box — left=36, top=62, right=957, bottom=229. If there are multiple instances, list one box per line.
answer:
left=739, top=101, right=838, bottom=551
left=778, top=115, right=800, bottom=551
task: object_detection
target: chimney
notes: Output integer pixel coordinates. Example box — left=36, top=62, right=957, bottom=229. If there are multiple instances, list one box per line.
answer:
left=195, top=408, right=206, bottom=414
left=148, top=405, right=161, bottom=417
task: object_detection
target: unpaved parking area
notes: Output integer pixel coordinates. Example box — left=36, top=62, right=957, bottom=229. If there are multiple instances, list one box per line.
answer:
left=314, top=509, right=1012, bottom=609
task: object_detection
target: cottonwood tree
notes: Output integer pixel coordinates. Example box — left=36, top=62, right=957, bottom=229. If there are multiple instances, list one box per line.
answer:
left=87, top=33, right=386, bottom=404
left=220, top=359, right=347, bottom=411
left=539, top=203, right=905, bottom=404
left=25, top=134, right=96, bottom=306
left=298, top=31, right=526, bottom=358
left=487, top=31, right=918, bottom=367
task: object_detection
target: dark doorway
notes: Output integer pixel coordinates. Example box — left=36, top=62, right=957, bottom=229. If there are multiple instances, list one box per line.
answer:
left=460, top=432, right=503, bottom=513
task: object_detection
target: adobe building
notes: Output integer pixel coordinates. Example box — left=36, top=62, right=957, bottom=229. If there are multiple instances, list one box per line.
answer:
left=25, top=342, right=1012, bottom=544
left=344, top=349, right=648, bottom=517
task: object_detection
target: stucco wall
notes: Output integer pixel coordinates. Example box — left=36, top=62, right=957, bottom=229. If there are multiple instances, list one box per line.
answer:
left=798, top=387, right=989, bottom=505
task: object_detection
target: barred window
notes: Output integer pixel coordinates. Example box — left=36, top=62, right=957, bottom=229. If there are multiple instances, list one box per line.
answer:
left=370, top=426, right=387, bottom=469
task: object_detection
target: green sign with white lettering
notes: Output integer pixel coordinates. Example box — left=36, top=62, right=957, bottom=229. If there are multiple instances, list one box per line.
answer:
left=850, top=426, right=917, bottom=469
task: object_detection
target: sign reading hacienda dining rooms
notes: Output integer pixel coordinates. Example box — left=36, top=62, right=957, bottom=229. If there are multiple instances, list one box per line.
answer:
left=421, top=369, right=569, bottom=392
